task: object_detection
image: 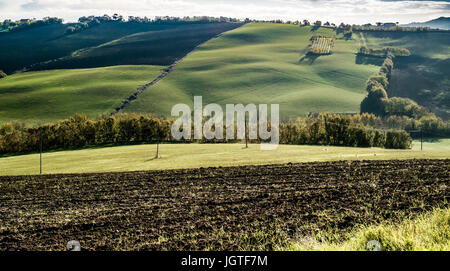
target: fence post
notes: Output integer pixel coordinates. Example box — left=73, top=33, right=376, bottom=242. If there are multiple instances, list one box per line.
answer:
left=245, top=117, right=248, bottom=148
left=420, top=129, right=423, bottom=151
left=155, top=142, right=159, bottom=158
left=40, top=132, right=42, bottom=175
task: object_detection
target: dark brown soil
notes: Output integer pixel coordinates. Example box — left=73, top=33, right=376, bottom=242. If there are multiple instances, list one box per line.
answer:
left=0, top=159, right=448, bottom=251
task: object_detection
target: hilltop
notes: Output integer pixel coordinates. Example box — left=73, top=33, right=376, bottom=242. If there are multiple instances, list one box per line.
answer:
left=402, top=17, right=450, bottom=30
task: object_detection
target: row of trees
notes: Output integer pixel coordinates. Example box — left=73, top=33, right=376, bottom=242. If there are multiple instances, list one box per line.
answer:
left=65, top=14, right=127, bottom=34
left=360, top=53, right=395, bottom=116
left=360, top=52, right=429, bottom=119
left=359, top=51, right=450, bottom=137
left=359, top=46, right=411, bottom=57
left=65, top=14, right=241, bottom=35
left=0, top=17, right=63, bottom=33
left=280, top=114, right=411, bottom=149
left=353, top=25, right=447, bottom=32
left=0, top=113, right=413, bottom=155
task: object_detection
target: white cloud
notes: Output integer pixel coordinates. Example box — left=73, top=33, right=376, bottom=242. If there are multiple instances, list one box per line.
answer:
left=0, top=0, right=448, bottom=24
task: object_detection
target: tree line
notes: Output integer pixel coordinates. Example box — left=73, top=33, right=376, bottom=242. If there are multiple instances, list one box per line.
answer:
left=0, top=113, right=412, bottom=155
left=360, top=51, right=450, bottom=137
left=0, top=17, right=63, bottom=33
left=353, top=25, right=449, bottom=33
left=65, top=14, right=241, bottom=35
left=359, top=46, right=411, bottom=57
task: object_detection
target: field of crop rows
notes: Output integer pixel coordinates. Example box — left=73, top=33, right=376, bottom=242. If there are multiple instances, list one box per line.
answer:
left=0, top=159, right=448, bottom=251
left=309, top=36, right=336, bottom=55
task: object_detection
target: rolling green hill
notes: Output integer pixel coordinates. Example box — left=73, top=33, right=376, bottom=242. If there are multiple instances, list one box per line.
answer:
left=0, top=22, right=170, bottom=74
left=1, top=22, right=448, bottom=124
left=0, top=65, right=165, bottom=124
left=25, top=23, right=243, bottom=71
left=0, top=22, right=241, bottom=74
left=125, top=23, right=380, bottom=120
left=358, top=31, right=450, bottom=120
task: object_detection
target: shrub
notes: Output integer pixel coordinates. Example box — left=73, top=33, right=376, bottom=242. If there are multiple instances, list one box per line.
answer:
left=384, top=97, right=430, bottom=119
left=0, top=70, right=7, bottom=79
left=385, top=130, right=412, bottom=149
left=367, top=74, right=389, bottom=89
left=0, top=113, right=414, bottom=154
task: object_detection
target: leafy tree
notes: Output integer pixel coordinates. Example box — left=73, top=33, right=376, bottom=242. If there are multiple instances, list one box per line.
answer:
left=0, top=70, right=7, bottom=79
left=385, top=130, right=411, bottom=149
left=384, top=97, right=430, bottom=119
left=367, top=74, right=389, bottom=89
left=360, top=87, right=388, bottom=116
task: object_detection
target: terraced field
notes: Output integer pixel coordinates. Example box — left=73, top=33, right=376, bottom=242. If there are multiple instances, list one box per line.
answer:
left=309, top=36, right=336, bottom=55
left=0, top=159, right=448, bottom=250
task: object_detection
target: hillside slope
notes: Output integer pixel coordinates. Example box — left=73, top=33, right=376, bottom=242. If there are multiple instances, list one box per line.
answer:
left=125, top=23, right=379, bottom=120
left=0, top=22, right=241, bottom=74
left=26, top=23, right=243, bottom=71
left=0, top=65, right=165, bottom=124
left=403, top=17, right=450, bottom=30
left=359, top=31, right=450, bottom=120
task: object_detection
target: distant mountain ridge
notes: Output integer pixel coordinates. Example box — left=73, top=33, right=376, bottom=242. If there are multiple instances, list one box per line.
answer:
left=402, top=17, right=450, bottom=30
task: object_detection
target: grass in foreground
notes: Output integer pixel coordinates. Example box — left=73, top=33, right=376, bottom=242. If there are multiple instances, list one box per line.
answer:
left=1, top=142, right=449, bottom=176
left=0, top=65, right=165, bottom=124
left=284, top=207, right=450, bottom=251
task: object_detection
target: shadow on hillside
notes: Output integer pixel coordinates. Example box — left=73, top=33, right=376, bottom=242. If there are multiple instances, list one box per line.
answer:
left=299, top=53, right=320, bottom=64
left=310, top=25, right=320, bottom=32
left=355, top=54, right=384, bottom=65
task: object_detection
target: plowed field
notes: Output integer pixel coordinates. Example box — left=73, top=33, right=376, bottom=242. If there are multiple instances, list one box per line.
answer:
left=0, top=159, right=448, bottom=251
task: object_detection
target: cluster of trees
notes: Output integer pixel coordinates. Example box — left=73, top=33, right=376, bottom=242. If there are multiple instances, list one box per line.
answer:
left=0, top=70, right=6, bottom=79
left=360, top=51, right=432, bottom=119
left=359, top=52, right=450, bottom=137
left=152, top=16, right=240, bottom=24
left=360, top=53, right=429, bottom=120
left=360, top=53, right=395, bottom=116
left=384, top=115, right=450, bottom=137
left=1, top=17, right=63, bottom=33
left=335, top=23, right=353, bottom=38
left=0, top=114, right=171, bottom=154
left=0, top=113, right=413, bottom=155
left=65, top=14, right=124, bottom=34
left=359, top=46, right=411, bottom=57
left=352, top=25, right=446, bottom=32
left=280, top=114, right=411, bottom=149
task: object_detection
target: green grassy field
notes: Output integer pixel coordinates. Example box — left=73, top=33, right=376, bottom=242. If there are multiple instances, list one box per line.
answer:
left=360, top=31, right=450, bottom=60
left=284, top=207, right=450, bottom=251
left=0, top=65, right=165, bottom=124
left=0, top=22, right=174, bottom=74
left=0, top=22, right=240, bottom=74
left=125, top=23, right=380, bottom=120
left=35, top=23, right=243, bottom=71
left=1, top=142, right=449, bottom=176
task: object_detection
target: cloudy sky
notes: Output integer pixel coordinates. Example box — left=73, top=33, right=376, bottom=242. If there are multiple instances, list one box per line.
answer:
left=0, top=0, right=449, bottom=24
